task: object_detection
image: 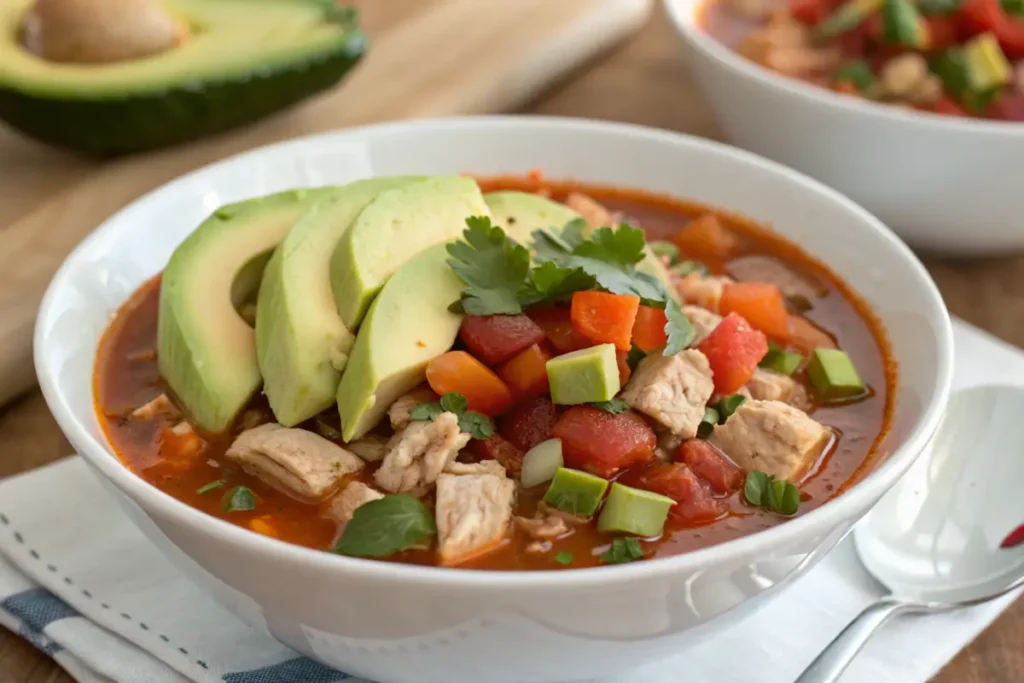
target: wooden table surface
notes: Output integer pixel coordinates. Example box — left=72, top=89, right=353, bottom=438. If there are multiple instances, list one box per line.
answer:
left=1, top=2, right=1021, bottom=681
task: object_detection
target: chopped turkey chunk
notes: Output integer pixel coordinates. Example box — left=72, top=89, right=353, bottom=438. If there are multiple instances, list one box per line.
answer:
left=226, top=423, right=364, bottom=501
left=445, top=459, right=507, bottom=476
left=677, top=272, right=734, bottom=312
left=746, top=368, right=812, bottom=411
left=323, top=481, right=384, bottom=525
left=710, top=400, right=831, bottom=482
left=374, top=412, right=470, bottom=494
left=347, top=435, right=388, bottom=462
left=131, top=393, right=180, bottom=420
left=565, top=192, right=614, bottom=227
left=515, top=511, right=569, bottom=540
left=435, top=469, right=515, bottom=565
left=683, top=305, right=722, bottom=344
left=388, top=386, right=438, bottom=431
left=621, top=349, right=715, bottom=439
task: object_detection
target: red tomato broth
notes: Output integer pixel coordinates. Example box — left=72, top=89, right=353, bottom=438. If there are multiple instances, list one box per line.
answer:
left=94, top=177, right=896, bottom=570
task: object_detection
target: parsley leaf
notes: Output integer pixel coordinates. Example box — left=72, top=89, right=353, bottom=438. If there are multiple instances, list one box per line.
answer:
left=333, top=495, right=437, bottom=557
left=591, top=398, right=630, bottom=414
left=196, top=480, right=225, bottom=495
left=744, top=470, right=801, bottom=516
left=447, top=216, right=531, bottom=315
left=554, top=551, right=574, bottom=566
left=663, top=300, right=696, bottom=356
left=222, top=486, right=255, bottom=512
left=409, top=392, right=494, bottom=439
left=599, top=537, right=645, bottom=564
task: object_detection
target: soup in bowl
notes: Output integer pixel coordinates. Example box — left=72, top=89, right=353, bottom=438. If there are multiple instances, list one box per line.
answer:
left=36, top=117, right=952, bottom=683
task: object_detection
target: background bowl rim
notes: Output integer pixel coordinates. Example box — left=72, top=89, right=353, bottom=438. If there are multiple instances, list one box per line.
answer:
left=35, top=114, right=954, bottom=589
left=662, top=0, right=1024, bottom=137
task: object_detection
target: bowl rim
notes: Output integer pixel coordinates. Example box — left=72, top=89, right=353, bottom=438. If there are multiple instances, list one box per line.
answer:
left=36, top=115, right=954, bottom=589
left=662, top=0, right=1024, bottom=137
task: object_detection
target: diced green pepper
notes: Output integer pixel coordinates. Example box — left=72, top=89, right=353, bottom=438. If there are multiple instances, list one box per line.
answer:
left=543, top=467, right=609, bottom=516
left=649, top=241, right=680, bottom=265
left=831, top=60, right=876, bottom=91
left=760, top=348, right=804, bottom=375
left=807, top=348, right=865, bottom=399
left=597, top=483, right=674, bottom=537
left=717, top=394, right=747, bottom=423
left=881, top=0, right=930, bottom=49
left=817, top=0, right=885, bottom=38
left=964, top=32, right=1012, bottom=92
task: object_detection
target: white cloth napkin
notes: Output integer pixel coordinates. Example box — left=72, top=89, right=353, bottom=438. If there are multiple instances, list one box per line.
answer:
left=1, top=318, right=1021, bottom=683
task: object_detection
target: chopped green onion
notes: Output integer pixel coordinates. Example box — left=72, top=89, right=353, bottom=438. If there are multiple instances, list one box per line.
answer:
left=932, top=46, right=1003, bottom=112
left=196, top=480, right=225, bottom=495
left=649, top=241, right=680, bottom=265
left=697, top=407, right=719, bottom=438
left=760, top=348, right=804, bottom=375
left=716, top=394, right=747, bottom=423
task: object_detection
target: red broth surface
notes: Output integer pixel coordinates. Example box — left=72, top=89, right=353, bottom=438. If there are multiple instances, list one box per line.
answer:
left=94, top=177, right=896, bottom=570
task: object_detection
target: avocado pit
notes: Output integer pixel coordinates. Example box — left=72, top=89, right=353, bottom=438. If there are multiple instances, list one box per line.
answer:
left=22, top=0, right=188, bottom=64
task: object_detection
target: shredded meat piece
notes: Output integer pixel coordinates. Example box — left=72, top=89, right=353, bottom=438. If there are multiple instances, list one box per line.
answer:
left=677, top=273, right=734, bottom=312
left=388, top=386, right=439, bottom=431
left=323, top=481, right=384, bottom=526
left=515, top=513, right=569, bottom=540
left=435, top=469, right=515, bottom=565
left=131, top=393, right=180, bottom=421
left=682, top=305, right=722, bottom=344
left=565, top=192, right=615, bottom=227
left=537, top=502, right=588, bottom=525
left=746, top=368, right=813, bottom=412
left=347, top=435, right=388, bottom=462
left=739, top=11, right=841, bottom=77
left=621, top=350, right=715, bottom=439
left=445, top=460, right=507, bottom=476
left=374, top=412, right=470, bottom=493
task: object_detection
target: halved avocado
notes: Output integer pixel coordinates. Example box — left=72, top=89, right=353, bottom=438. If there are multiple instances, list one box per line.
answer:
left=0, top=0, right=365, bottom=156
left=158, top=187, right=336, bottom=432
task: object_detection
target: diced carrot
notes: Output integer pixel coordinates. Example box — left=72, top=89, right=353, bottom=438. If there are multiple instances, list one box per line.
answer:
left=789, top=0, right=828, bottom=24
left=527, top=305, right=592, bottom=354
left=631, top=305, right=668, bottom=352
left=459, top=314, right=545, bottom=365
left=249, top=516, right=282, bottom=539
left=673, top=214, right=740, bottom=261
left=426, top=351, right=514, bottom=416
left=697, top=313, right=769, bottom=395
left=498, top=343, right=552, bottom=398
left=570, top=291, right=640, bottom=351
left=616, top=349, right=632, bottom=386
left=788, top=314, right=837, bottom=356
left=719, top=282, right=789, bottom=340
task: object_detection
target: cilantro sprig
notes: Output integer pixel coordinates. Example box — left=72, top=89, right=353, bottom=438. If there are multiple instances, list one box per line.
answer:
left=599, top=537, right=645, bottom=564
left=409, top=392, right=494, bottom=440
left=446, top=216, right=531, bottom=315
left=744, top=471, right=801, bottom=516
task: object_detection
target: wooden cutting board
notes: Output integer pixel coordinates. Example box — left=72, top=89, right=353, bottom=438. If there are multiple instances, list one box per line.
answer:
left=0, top=0, right=652, bottom=409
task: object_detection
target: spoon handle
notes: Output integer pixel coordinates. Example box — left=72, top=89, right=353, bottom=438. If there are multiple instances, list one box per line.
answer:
left=793, top=596, right=914, bottom=683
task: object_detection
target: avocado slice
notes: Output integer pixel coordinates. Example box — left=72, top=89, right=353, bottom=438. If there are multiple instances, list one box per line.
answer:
left=597, top=482, right=674, bottom=537
left=484, top=191, right=581, bottom=243
left=543, top=467, right=609, bottom=517
left=0, top=0, right=366, bottom=157
left=330, top=176, right=490, bottom=330
left=158, top=187, right=335, bottom=432
left=336, top=242, right=464, bottom=441
left=255, top=177, right=422, bottom=427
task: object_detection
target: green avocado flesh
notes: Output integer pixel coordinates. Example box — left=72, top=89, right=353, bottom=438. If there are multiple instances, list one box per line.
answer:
left=484, top=191, right=581, bottom=244
left=158, top=187, right=335, bottom=432
left=543, top=468, right=609, bottom=517
left=335, top=242, right=464, bottom=441
left=547, top=344, right=620, bottom=405
left=330, top=176, right=490, bottom=330
left=0, top=0, right=365, bottom=156
left=255, top=177, right=421, bottom=427
left=597, top=483, right=673, bottom=537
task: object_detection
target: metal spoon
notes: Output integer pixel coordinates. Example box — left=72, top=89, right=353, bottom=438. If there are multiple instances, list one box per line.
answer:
left=795, top=384, right=1024, bottom=683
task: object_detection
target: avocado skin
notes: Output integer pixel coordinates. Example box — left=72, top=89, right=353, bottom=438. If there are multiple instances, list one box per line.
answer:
left=0, top=30, right=366, bottom=158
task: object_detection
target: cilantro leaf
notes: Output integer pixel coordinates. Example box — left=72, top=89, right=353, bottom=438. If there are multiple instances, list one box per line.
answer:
left=439, top=392, right=468, bottom=414
left=458, top=412, right=494, bottom=440
left=572, top=225, right=646, bottom=269
left=554, top=551, right=574, bottom=566
left=626, top=345, right=646, bottom=370
left=663, top=300, right=696, bottom=356
left=447, top=216, right=530, bottom=315
left=599, top=537, right=645, bottom=564
left=409, top=402, right=443, bottom=422
left=591, top=398, right=629, bottom=414
left=519, top=262, right=596, bottom=307
left=333, top=495, right=436, bottom=557
left=222, top=486, right=256, bottom=512
left=744, top=470, right=801, bottom=516
left=531, top=218, right=591, bottom=262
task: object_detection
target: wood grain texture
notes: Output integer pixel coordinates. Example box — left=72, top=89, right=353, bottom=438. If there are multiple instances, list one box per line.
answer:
left=0, top=2, right=1020, bottom=682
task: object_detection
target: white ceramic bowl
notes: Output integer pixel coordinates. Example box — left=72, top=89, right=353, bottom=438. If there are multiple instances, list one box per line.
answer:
left=664, top=0, right=1024, bottom=255
left=36, top=116, right=953, bottom=683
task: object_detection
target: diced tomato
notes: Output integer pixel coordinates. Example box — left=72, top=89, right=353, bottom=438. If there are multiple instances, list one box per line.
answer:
left=924, top=15, right=958, bottom=52
left=467, top=434, right=524, bottom=476
left=934, top=96, right=969, bottom=117
left=552, top=406, right=656, bottom=478
left=426, top=351, right=513, bottom=415
left=616, top=349, right=632, bottom=386
left=678, top=440, right=745, bottom=495
left=719, top=282, right=789, bottom=340
left=836, top=20, right=874, bottom=58
left=458, top=314, right=545, bottom=365
left=631, top=305, right=668, bottom=352
left=500, top=396, right=559, bottom=452
left=986, top=92, right=1024, bottom=121
left=788, top=314, right=837, bottom=356
left=789, top=0, right=828, bottom=24
left=570, top=291, right=640, bottom=351
left=497, top=343, right=551, bottom=397
left=527, top=305, right=592, bottom=354
left=621, top=462, right=728, bottom=526
left=673, top=214, right=740, bottom=261
left=697, top=313, right=769, bottom=395
left=959, top=0, right=1024, bottom=58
